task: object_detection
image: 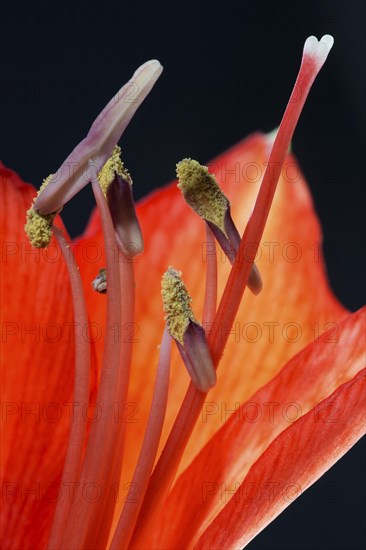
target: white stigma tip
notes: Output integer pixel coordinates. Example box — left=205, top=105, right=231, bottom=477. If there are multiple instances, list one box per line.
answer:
left=321, top=35, right=334, bottom=50
left=303, top=34, right=334, bottom=69
left=303, top=35, right=318, bottom=57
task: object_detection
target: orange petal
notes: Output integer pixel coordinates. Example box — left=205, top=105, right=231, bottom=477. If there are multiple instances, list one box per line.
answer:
left=195, top=371, right=366, bottom=549
left=149, top=307, right=365, bottom=548
left=0, top=165, right=77, bottom=548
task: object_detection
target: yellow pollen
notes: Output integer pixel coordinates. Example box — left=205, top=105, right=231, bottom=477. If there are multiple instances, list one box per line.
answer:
left=98, top=145, right=132, bottom=196
left=176, top=158, right=230, bottom=236
left=161, top=267, right=198, bottom=344
left=25, top=174, right=57, bottom=248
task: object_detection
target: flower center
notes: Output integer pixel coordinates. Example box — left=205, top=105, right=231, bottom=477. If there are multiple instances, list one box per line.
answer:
left=24, top=35, right=333, bottom=550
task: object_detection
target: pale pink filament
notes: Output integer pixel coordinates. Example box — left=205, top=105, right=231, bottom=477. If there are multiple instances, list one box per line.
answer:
left=47, top=227, right=90, bottom=550
left=60, top=176, right=123, bottom=549
left=110, top=328, right=172, bottom=549
left=89, top=248, right=135, bottom=549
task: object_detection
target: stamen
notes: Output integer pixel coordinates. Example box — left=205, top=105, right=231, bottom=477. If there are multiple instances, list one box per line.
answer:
left=25, top=174, right=57, bottom=248
left=47, top=227, right=90, bottom=550
left=60, top=173, right=122, bottom=549
left=110, top=328, right=172, bottom=550
left=101, top=147, right=144, bottom=257
left=224, top=214, right=263, bottom=295
left=34, top=60, right=163, bottom=215
left=161, top=267, right=196, bottom=344
left=161, top=267, right=216, bottom=392
left=177, top=159, right=229, bottom=235
left=87, top=241, right=136, bottom=549
left=177, top=158, right=262, bottom=295
left=129, top=34, right=334, bottom=548
left=97, top=145, right=132, bottom=195
left=178, top=322, right=217, bottom=392
left=92, top=268, right=107, bottom=293
left=202, top=225, right=217, bottom=325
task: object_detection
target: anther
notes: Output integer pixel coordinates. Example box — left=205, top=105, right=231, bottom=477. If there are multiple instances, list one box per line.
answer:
left=176, top=159, right=262, bottom=295
left=25, top=174, right=59, bottom=248
left=99, top=146, right=143, bottom=257
left=34, top=59, right=163, bottom=215
left=98, top=145, right=132, bottom=195
left=161, top=267, right=216, bottom=392
left=177, top=159, right=229, bottom=235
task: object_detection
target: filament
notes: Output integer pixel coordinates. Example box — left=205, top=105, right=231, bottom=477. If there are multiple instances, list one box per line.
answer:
left=47, top=227, right=90, bottom=550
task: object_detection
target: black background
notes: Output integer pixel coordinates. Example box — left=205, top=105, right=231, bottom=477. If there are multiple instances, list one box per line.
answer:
left=1, top=1, right=365, bottom=549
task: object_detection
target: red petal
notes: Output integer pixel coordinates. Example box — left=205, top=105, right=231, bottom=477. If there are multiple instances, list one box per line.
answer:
left=152, top=308, right=365, bottom=548
left=1, top=166, right=75, bottom=549
left=195, top=368, right=366, bottom=549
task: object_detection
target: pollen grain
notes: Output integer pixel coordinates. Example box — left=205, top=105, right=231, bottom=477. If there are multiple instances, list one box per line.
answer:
left=25, top=174, right=57, bottom=248
left=98, top=145, right=132, bottom=196
left=161, top=267, right=198, bottom=344
left=176, top=158, right=229, bottom=236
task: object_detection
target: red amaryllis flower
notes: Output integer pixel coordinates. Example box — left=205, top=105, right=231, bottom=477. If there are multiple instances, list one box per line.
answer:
left=1, top=35, right=365, bottom=550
